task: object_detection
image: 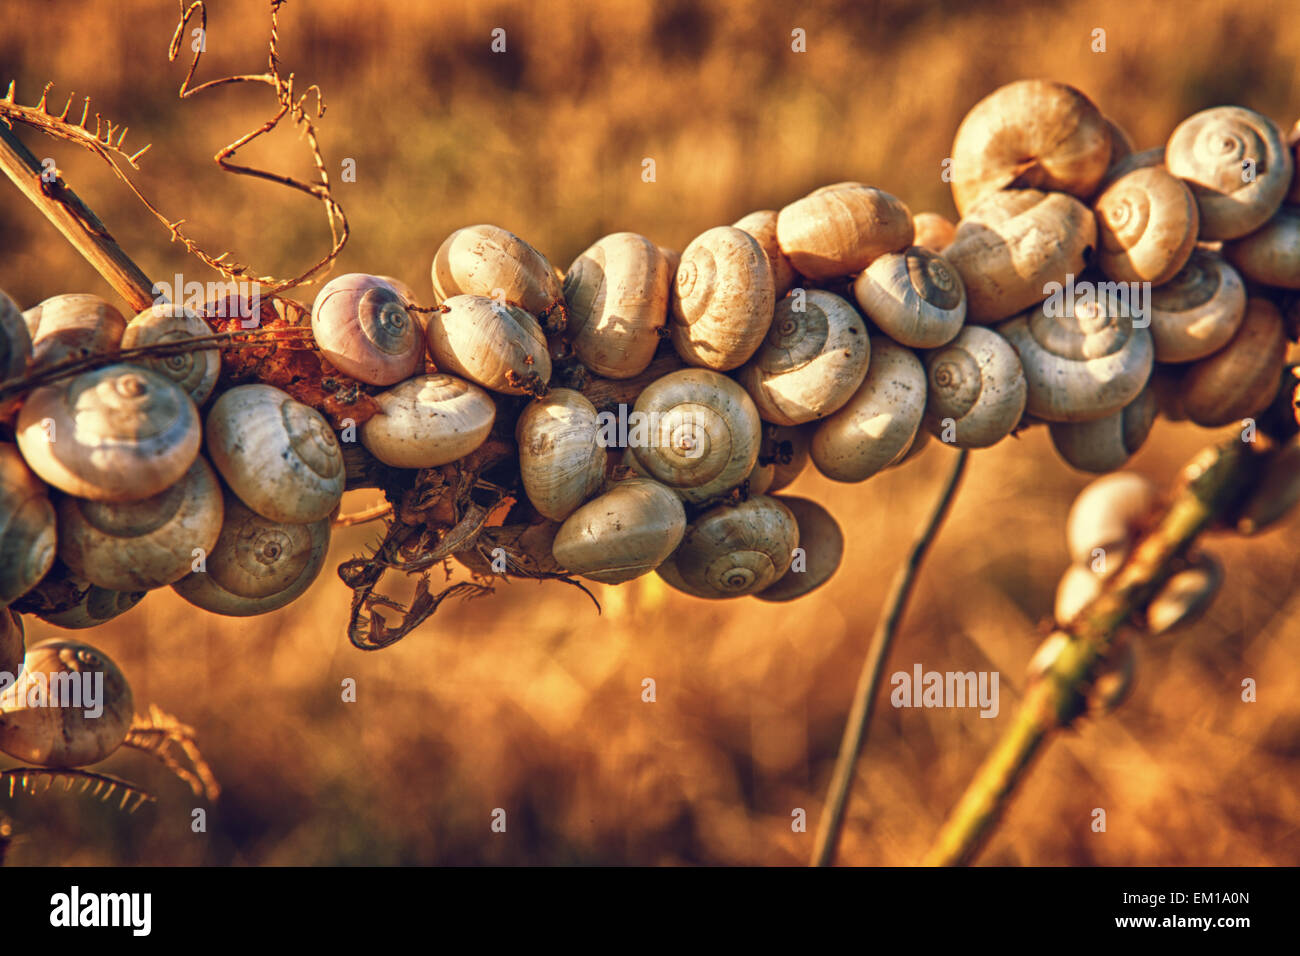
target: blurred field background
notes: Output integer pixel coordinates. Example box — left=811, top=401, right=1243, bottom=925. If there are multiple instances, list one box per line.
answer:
left=2, top=0, right=1299, bottom=865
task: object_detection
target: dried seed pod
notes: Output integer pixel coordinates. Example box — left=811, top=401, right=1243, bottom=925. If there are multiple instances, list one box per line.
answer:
left=0, top=610, right=21, bottom=678
left=1093, top=166, right=1199, bottom=284
left=16, top=364, right=200, bottom=502
left=1048, top=386, right=1157, bottom=474
left=310, top=273, right=425, bottom=385
left=1181, top=297, right=1287, bottom=427
left=1066, top=471, right=1159, bottom=577
left=1166, top=106, right=1292, bottom=240
left=0, top=288, right=31, bottom=386
left=516, top=389, right=608, bottom=521
left=911, top=212, right=957, bottom=253
left=551, top=477, right=685, bottom=584
left=1223, top=205, right=1300, bottom=289
left=755, top=496, right=842, bottom=602
left=762, top=423, right=811, bottom=493
left=1148, top=249, right=1247, bottom=363
left=922, top=325, right=1027, bottom=448
left=810, top=335, right=927, bottom=482
left=426, top=294, right=552, bottom=395
left=736, top=290, right=870, bottom=425
left=120, top=303, right=221, bottom=405
left=361, top=373, right=495, bottom=468
left=944, top=189, right=1098, bottom=323
left=657, top=495, right=798, bottom=599
left=669, top=226, right=775, bottom=370
left=732, top=210, right=797, bottom=297
left=776, top=184, right=913, bottom=279
left=0, top=442, right=56, bottom=605
left=1053, top=563, right=1104, bottom=627
left=854, top=246, right=966, bottom=348
left=949, top=80, right=1112, bottom=215
left=431, top=224, right=565, bottom=323
left=1236, top=435, right=1300, bottom=534
left=0, top=639, right=133, bottom=768
left=22, top=294, right=126, bottom=371
left=563, top=232, right=671, bottom=378
left=1146, top=553, right=1222, bottom=636
left=205, top=384, right=345, bottom=524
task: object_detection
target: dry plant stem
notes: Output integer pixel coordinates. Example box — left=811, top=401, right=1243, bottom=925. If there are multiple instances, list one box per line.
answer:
left=811, top=448, right=970, bottom=867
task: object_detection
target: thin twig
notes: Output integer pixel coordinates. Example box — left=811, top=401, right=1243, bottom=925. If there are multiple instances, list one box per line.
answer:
left=811, top=448, right=970, bottom=866
left=333, top=502, right=393, bottom=527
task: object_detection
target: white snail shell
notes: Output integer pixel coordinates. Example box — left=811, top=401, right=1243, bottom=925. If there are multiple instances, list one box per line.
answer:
left=1146, top=553, right=1222, bottom=636
left=911, top=212, right=957, bottom=253
left=516, top=388, right=608, bottom=521
left=776, top=184, right=913, bottom=280
left=0, top=442, right=56, bottom=605
left=853, top=246, right=966, bottom=348
left=1180, top=297, right=1287, bottom=428
left=1053, top=563, right=1104, bottom=627
left=669, top=226, right=775, bottom=370
left=754, top=496, right=842, bottom=602
left=311, top=273, right=425, bottom=385
left=1222, top=205, right=1300, bottom=289
left=22, top=294, right=126, bottom=371
left=922, top=325, right=1027, bottom=448
left=657, top=495, right=799, bottom=599
left=431, top=224, right=565, bottom=321
left=1093, top=166, right=1199, bottom=284
left=121, top=303, right=221, bottom=405
left=1147, top=249, right=1246, bottom=363
left=1065, top=471, right=1159, bottom=577
left=732, top=210, right=797, bottom=297
left=0, top=289, right=32, bottom=386
left=361, top=373, right=496, bottom=468
left=426, top=294, right=552, bottom=395
left=551, top=477, right=685, bottom=584
left=1049, top=386, right=1157, bottom=473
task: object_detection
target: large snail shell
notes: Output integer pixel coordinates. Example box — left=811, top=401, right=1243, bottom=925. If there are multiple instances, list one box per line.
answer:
left=1093, top=166, right=1199, bottom=284
left=1166, top=106, right=1292, bottom=240
left=923, top=325, right=1027, bottom=448
left=736, top=290, right=870, bottom=425
left=762, top=423, right=811, bottom=493
left=1223, top=205, right=1300, bottom=289
left=732, top=210, right=797, bottom=297
left=810, top=335, right=927, bottom=482
left=56, top=457, right=224, bottom=592
left=361, top=373, right=495, bottom=468
left=911, top=212, right=957, bottom=253
left=628, top=369, right=761, bottom=503
left=0, top=610, right=21, bottom=677
left=670, top=226, right=775, bottom=370
left=854, top=246, right=966, bottom=348
left=1148, top=250, right=1246, bottom=363
left=944, top=189, right=1097, bottom=323
left=517, top=388, right=608, bottom=521
left=311, top=274, right=425, bottom=385
left=776, top=184, right=914, bottom=280
left=0, top=443, right=56, bottom=606
left=431, top=224, right=565, bottom=322
left=657, top=495, right=798, bottom=599
left=22, top=294, right=126, bottom=371
left=205, top=384, right=345, bottom=524
left=120, top=303, right=221, bottom=405
left=0, top=639, right=133, bottom=768
left=1066, top=471, right=1159, bottom=575
left=16, top=364, right=200, bottom=502
left=563, top=232, right=671, bottom=378
left=949, top=80, right=1112, bottom=215
left=1049, top=385, right=1157, bottom=473
left=0, top=289, right=31, bottom=385
left=171, top=493, right=329, bottom=616
left=754, top=496, right=842, bottom=602
left=1181, top=297, right=1287, bottom=427
left=426, top=294, right=552, bottom=395
left=551, top=477, right=685, bottom=584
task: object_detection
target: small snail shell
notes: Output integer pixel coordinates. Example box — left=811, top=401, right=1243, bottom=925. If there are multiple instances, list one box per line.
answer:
left=563, top=232, right=671, bottom=378
left=310, top=274, right=425, bottom=385
left=657, top=495, right=798, bottom=599
left=0, top=639, right=133, bottom=768
left=854, top=246, right=966, bottom=348
left=205, top=384, right=345, bottom=524
left=1094, top=146, right=1165, bottom=196
left=669, top=226, right=775, bottom=370
left=0, top=443, right=56, bottom=605
left=16, top=364, right=200, bottom=502
left=171, top=493, right=329, bottom=616
left=361, top=373, right=495, bottom=468
left=431, top=224, right=565, bottom=322
left=944, top=189, right=1097, bottom=323
left=0, top=289, right=31, bottom=385
left=1049, top=385, right=1156, bottom=474
left=762, top=423, right=811, bottom=493
left=998, top=300, right=1153, bottom=422
left=551, top=477, right=685, bottom=584
left=776, top=184, right=913, bottom=280
left=911, top=212, right=957, bottom=253
left=426, top=294, right=552, bottom=395
left=922, top=325, right=1027, bottom=448
left=516, top=388, right=608, bottom=521
left=1146, top=553, right=1222, bottom=636
left=754, top=496, right=842, bottom=602
left=120, top=303, right=221, bottom=405
left=732, top=210, right=797, bottom=297
left=0, top=610, right=21, bottom=678
left=949, top=80, right=1112, bottom=215
left=1053, top=563, right=1103, bottom=627
left=1087, top=641, right=1136, bottom=715
left=1066, top=471, right=1159, bottom=576
left=1093, top=166, right=1199, bottom=284
left=810, top=335, right=927, bottom=482
left=628, top=369, right=761, bottom=503
left=22, top=294, right=126, bottom=371
left=736, top=290, right=870, bottom=425
left=1236, top=435, right=1300, bottom=534
left=1223, top=205, right=1300, bottom=289
left=55, top=457, right=224, bottom=591
left=1166, top=106, right=1292, bottom=240
left=1182, top=297, right=1286, bottom=428
left=1148, top=250, right=1247, bottom=363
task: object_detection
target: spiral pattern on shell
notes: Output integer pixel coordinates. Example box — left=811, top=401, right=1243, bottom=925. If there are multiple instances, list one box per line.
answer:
left=1093, top=166, right=1198, bottom=285
left=923, top=325, right=1027, bottom=447
left=311, top=273, right=424, bottom=385
left=121, top=303, right=222, bottom=405
left=670, top=226, right=775, bottom=371
left=853, top=246, right=966, bottom=348
left=657, top=495, right=799, bottom=598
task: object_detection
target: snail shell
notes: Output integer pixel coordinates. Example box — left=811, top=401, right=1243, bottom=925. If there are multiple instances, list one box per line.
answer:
left=736, top=290, right=870, bottom=425
left=657, top=495, right=798, bottom=599
left=120, top=303, right=221, bottom=405
left=1054, top=563, right=1103, bottom=627
left=776, top=184, right=914, bottom=280
left=171, top=493, right=330, bottom=616
left=627, top=369, right=761, bottom=503
left=1094, top=146, right=1166, bottom=196
left=889, top=428, right=932, bottom=470
left=1223, top=204, right=1300, bottom=289
left=310, top=273, right=425, bottom=385
left=732, top=210, right=797, bottom=297
left=1048, top=385, right=1157, bottom=473
left=1146, top=552, right=1222, bottom=636
left=361, top=373, right=496, bottom=468
left=431, top=224, right=565, bottom=323
left=754, top=496, right=842, bottom=602
left=1093, top=166, right=1199, bottom=284
left=22, top=568, right=146, bottom=630
left=1166, top=106, right=1292, bottom=240
left=0, top=443, right=56, bottom=605
left=0, top=289, right=31, bottom=385
left=810, top=335, right=927, bottom=482
left=1066, top=471, right=1159, bottom=577
left=0, top=610, right=21, bottom=678
left=911, top=212, right=957, bottom=254
left=1181, top=297, right=1287, bottom=427
left=669, top=226, right=775, bottom=370
left=563, top=232, right=671, bottom=378
left=376, top=275, right=421, bottom=310
left=16, top=364, right=200, bottom=502
left=426, top=294, right=552, bottom=395
left=944, top=189, right=1098, bottom=323
left=551, top=477, right=685, bottom=584
left=0, top=639, right=133, bottom=768
left=55, top=457, right=224, bottom=592
left=205, top=384, right=345, bottom=524
left=22, top=294, right=126, bottom=371
left=1087, top=642, right=1136, bottom=715
left=923, top=325, right=1027, bottom=448
left=516, top=388, right=608, bottom=521
left=1148, top=249, right=1247, bottom=363
left=949, top=79, right=1112, bottom=215
left=854, top=246, right=966, bottom=348
left=744, top=458, right=775, bottom=495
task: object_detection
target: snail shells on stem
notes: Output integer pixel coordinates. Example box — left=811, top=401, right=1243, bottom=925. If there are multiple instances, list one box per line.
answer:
left=121, top=303, right=221, bottom=405
left=361, top=373, right=496, bottom=469
left=551, top=477, right=685, bottom=584
left=853, top=245, right=966, bottom=348
left=0, top=442, right=56, bottom=605
left=1147, top=249, right=1246, bottom=363
left=431, top=224, right=566, bottom=328
left=669, top=226, right=775, bottom=371
left=426, top=294, right=552, bottom=395
left=1145, top=552, right=1222, bottom=636
left=311, top=273, right=425, bottom=385
left=1093, top=166, right=1199, bottom=284
left=776, top=184, right=913, bottom=280
left=657, top=494, right=799, bottom=599
left=1181, top=297, right=1287, bottom=428
left=923, top=325, right=1027, bottom=448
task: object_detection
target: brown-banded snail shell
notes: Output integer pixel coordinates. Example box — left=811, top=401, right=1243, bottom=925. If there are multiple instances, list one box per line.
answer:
left=1065, top=471, right=1159, bottom=577
left=1223, top=204, right=1300, bottom=289
left=911, top=212, right=957, bottom=253
left=922, top=325, right=1028, bottom=448
left=776, top=184, right=913, bottom=280
left=311, top=273, right=425, bottom=385
left=120, top=303, right=221, bottom=405
left=1048, top=385, right=1157, bottom=473
left=657, top=494, right=798, bottom=599
left=0, top=442, right=56, bottom=606
left=431, top=224, right=565, bottom=325
left=853, top=246, right=966, bottom=348
left=21, top=294, right=126, bottom=371
left=361, top=373, right=496, bottom=469
left=669, top=226, right=775, bottom=370
left=1147, top=249, right=1247, bottom=363
left=1093, top=166, right=1199, bottom=284
left=754, top=496, right=842, bottom=602
left=1180, top=297, right=1287, bottom=428
left=732, top=210, right=797, bottom=298
left=517, top=388, right=608, bottom=521
left=426, top=294, right=552, bottom=395
left=551, top=477, right=685, bottom=584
